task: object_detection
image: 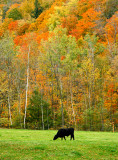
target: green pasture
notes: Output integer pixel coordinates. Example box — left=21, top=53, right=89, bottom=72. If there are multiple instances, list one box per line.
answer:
left=0, top=129, right=118, bottom=160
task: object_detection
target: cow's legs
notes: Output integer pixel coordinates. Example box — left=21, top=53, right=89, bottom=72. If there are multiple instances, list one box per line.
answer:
left=72, top=134, right=74, bottom=140
left=61, top=137, right=66, bottom=140
left=70, top=134, right=74, bottom=140
left=70, top=135, right=72, bottom=140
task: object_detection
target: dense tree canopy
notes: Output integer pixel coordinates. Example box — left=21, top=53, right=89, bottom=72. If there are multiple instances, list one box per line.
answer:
left=7, top=8, right=22, bottom=20
left=0, top=0, right=118, bottom=131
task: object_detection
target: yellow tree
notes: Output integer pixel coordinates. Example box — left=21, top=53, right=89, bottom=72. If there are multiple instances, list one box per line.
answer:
left=78, top=34, right=105, bottom=130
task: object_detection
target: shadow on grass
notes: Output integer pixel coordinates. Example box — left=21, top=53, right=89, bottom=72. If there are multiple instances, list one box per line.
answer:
left=98, top=145, right=118, bottom=155
left=71, top=151, right=82, bottom=157
left=29, top=145, right=47, bottom=151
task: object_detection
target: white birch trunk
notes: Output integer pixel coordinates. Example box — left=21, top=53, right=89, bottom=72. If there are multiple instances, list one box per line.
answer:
left=41, top=88, right=44, bottom=130
left=24, top=46, right=30, bottom=129
left=7, top=70, right=12, bottom=126
left=69, top=71, right=76, bottom=127
left=8, top=95, right=12, bottom=126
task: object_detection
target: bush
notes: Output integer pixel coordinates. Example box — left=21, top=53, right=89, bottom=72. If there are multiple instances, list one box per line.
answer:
left=104, top=120, right=112, bottom=131
left=0, top=118, right=9, bottom=128
left=12, top=115, right=24, bottom=129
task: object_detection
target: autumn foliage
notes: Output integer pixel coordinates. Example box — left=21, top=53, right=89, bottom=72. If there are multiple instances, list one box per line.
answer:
left=8, top=21, right=18, bottom=31
left=0, top=0, right=118, bottom=131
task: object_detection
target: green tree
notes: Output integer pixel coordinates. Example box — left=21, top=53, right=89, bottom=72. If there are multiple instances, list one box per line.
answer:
left=0, top=35, right=16, bottom=127
left=27, top=90, right=51, bottom=129
left=31, top=0, right=43, bottom=19
left=78, top=34, right=105, bottom=130
left=7, top=8, right=22, bottom=20
left=41, top=27, right=79, bottom=128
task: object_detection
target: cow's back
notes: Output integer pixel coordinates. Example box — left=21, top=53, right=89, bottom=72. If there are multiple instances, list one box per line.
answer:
left=57, top=128, right=74, bottom=136
left=66, top=128, right=74, bottom=136
left=57, top=129, right=66, bottom=136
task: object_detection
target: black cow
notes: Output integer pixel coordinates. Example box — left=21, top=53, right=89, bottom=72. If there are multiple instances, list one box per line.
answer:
left=53, top=128, right=74, bottom=140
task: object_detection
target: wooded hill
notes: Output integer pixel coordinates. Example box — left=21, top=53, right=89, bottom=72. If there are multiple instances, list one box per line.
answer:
left=0, top=0, right=118, bottom=131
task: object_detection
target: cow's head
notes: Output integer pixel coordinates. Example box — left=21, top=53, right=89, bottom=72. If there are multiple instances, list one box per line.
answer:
left=53, top=134, right=58, bottom=140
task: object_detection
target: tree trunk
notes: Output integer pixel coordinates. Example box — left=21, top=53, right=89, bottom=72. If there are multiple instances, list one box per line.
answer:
left=8, top=95, right=12, bottom=126
left=18, top=88, right=22, bottom=128
left=24, top=46, right=30, bottom=129
left=60, top=79, right=64, bottom=127
left=7, top=70, right=12, bottom=127
left=49, top=54, right=64, bottom=127
left=41, top=87, right=44, bottom=130
left=69, top=71, right=76, bottom=128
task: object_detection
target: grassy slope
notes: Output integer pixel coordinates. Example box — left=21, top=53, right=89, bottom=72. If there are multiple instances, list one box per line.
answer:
left=0, top=129, right=118, bottom=160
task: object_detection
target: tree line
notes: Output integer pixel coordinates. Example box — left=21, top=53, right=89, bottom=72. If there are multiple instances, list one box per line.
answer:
left=0, top=0, right=118, bottom=131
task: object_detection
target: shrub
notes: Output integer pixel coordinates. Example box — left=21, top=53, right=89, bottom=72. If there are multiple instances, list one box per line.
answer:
left=0, top=118, right=9, bottom=128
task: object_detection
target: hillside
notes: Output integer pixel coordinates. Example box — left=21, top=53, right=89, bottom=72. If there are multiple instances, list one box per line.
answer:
left=0, top=0, right=118, bottom=131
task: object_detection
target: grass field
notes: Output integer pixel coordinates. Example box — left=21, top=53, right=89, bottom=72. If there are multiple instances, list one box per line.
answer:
left=0, top=129, right=118, bottom=160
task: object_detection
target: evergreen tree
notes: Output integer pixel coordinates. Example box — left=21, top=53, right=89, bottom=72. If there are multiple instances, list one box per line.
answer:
left=27, top=90, right=51, bottom=129
left=31, top=0, right=43, bottom=19
left=104, top=0, right=118, bottom=19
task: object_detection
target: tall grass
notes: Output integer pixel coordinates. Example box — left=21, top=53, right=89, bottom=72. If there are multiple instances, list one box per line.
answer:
left=0, top=129, right=118, bottom=160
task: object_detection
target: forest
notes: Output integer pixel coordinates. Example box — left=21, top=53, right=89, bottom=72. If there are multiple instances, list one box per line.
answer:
left=0, top=0, right=118, bottom=131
